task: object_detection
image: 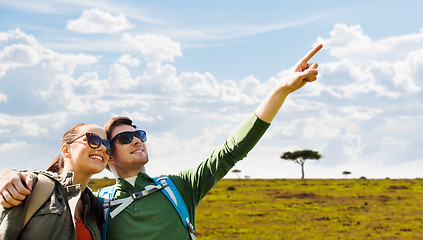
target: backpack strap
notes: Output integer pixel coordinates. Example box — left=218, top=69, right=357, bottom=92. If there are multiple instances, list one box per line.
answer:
left=98, top=185, right=116, bottom=240
left=23, top=173, right=55, bottom=228
left=106, top=184, right=166, bottom=218
left=99, top=177, right=196, bottom=240
left=153, top=176, right=196, bottom=240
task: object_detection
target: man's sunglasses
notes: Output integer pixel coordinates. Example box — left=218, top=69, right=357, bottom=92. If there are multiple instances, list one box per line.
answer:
left=68, top=133, right=112, bottom=155
left=110, top=130, right=147, bottom=145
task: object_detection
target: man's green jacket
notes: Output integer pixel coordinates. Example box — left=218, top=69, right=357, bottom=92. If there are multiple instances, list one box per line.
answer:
left=102, top=114, right=270, bottom=239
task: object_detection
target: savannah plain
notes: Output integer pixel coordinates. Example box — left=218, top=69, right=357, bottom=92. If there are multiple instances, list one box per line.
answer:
left=89, top=178, right=423, bottom=239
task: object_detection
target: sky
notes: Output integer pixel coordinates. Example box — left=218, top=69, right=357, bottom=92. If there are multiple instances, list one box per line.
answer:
left=0, top=0, right=422, bottom=179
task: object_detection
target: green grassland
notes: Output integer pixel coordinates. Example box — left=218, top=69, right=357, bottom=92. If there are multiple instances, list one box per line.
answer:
left=89, top=178, right=423, bottom=239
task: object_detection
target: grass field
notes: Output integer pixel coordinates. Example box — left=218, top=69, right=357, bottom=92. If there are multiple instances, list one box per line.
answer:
left=89, top=178, right=423, bottom=239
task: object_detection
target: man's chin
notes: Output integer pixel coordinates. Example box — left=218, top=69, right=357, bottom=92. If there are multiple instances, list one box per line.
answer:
left=133, top=156, right=148, bottom=165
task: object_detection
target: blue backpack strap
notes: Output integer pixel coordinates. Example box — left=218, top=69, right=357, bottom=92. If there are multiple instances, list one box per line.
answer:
left=153, top=176, right=196, bottom=240
left=98, top=185, right=116, bottom=240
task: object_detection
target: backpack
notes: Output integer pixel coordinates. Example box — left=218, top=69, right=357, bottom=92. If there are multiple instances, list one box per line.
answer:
left=23, top=173, right=56, bottom=228
left=98, top=176, right=196, bottom=240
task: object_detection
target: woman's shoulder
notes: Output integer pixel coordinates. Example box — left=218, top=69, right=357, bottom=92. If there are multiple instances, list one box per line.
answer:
left=33, top=170, right=60, bottom=181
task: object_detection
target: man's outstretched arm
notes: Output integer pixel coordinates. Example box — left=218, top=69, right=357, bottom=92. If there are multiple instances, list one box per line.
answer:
left=0, top=169, right=33, bottom=208
left=255, top=44, right=322, bottom=123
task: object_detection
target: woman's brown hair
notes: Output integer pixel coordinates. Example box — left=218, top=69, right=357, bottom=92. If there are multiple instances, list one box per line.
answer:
left=46, top=123, right=89, bottom=174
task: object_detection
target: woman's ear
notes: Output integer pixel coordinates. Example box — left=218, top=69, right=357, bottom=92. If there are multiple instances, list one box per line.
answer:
left=61, top=144, right=71, bottom=158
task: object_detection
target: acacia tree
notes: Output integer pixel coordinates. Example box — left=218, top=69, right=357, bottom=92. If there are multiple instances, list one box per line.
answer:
left=232, top=169, right=241, bottom=179
left=342, top=171, right=352, bottom=178
left=281, top=150, right=322, bottom=179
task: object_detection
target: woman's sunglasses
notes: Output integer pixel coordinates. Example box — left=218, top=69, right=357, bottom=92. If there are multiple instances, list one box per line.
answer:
left=110, top=130, right=147, bottom=145
left=68, top=133, right=112, bottom=155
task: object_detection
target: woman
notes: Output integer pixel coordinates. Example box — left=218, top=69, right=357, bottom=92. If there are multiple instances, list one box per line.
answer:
left=0, top=123, right=110, bottom=240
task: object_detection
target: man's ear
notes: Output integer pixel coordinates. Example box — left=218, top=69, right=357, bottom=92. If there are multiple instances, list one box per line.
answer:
left=106, top=155, right=116, bottom=172
left=107, top=155, right=115, bottom=166
left=61, top=144, right=71, bottom=158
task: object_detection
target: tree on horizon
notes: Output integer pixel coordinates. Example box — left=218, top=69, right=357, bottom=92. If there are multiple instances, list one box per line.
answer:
left=232, top=169, right=241, bottom=179
left=343, top=171, right=352, bottom=178
left=281, top=150, right=322, bottom=179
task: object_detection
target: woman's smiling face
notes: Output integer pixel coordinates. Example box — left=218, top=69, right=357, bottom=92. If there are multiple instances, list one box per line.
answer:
left=64, top=124, right=110, bottom=175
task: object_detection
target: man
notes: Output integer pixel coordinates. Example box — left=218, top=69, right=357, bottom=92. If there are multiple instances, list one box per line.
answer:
left=0, top=44, right=322, bottom=239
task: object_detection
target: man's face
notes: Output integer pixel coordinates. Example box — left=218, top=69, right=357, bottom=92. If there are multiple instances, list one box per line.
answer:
left=108, top=124, right=149, bottom=177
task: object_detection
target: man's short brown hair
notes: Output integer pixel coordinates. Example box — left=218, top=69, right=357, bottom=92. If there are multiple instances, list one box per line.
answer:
left=103, top=116, right=137, bottom=140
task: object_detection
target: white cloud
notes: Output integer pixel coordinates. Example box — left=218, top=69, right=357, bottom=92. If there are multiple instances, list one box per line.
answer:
left=0, top=141, right=58, bottom=171
left=239, top=75, right=266, bottom=104
left=220, top=80, right=242, bottom=102
left=0, top=29, right=97, bottom=75
left=302, top=37, right=423, bottom=169
left=138, top=64, right=263, bottom=104
left=340, top=106, right=383, bottom=120
left=0, top=29, right=42, bottom=77
left=0, top=30, right=103, bottom=118
left=392, top=48, right=423, bottom=93
left=302, top=111, right=349, bottom=139
left=66, top=8, right=134, bottom=34
left=0, top=129, right=10, bottom=135
left=0, top=141, right=28, bottom=153
left=119, top=111, right=157, bottom=123
left=122, top=33, right=182, bottom=63
left=0, top=29, right=99, bottom=110
left=0, top=44, right=40, bottom=67
left=0, top=29, right=98, bottom=75
left=47, top=52, right=98, bottom=74
left=316, top=24, right=423, bottom=98
left=21, top=120, right=48, bottom=136
left=0, top=28, right=39, bottom=46
left=341, top=132, right=365, bottom=162
left=266, top=118, right=303, bottom=137
left=317, top=24, right=423, bottom=62
left=0, top=113, right=67, bottom=133
left=118, top=54, right=141, bottom=67
left=0, top=92, right=6, bottom=102
left=77, top=72, right=105, bottom=94
left=317, top=24, right=374, bottom=62
left=147, top=129, right=221, bottom=176
left=179, top=71, right=219, bottom=97
left=107, top=63, right=139, bottom=90
left=152, top=16, right=321, bottom=43
left=1, top=23, right=423, bottom=179
left=141, top=62, right=181, bottom=93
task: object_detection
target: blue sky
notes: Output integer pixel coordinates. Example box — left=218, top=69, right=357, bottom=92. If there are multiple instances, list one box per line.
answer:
left=0, top=1, right=422, bottom=179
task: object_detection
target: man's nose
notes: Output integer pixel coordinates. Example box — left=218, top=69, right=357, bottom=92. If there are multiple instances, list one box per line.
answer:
left=132, top=135, right=142, bottom=145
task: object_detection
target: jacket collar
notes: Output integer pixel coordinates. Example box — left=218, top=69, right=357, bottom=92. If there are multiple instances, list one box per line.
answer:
left=36, top=170, right=82, bottom=225
left=115, top=172, right=153, bottom=192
